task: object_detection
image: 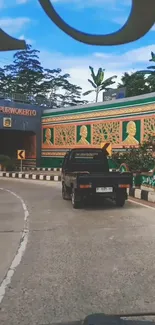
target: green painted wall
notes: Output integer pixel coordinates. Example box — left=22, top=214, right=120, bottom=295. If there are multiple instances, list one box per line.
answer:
left=41, top=157, right=63, bottom=168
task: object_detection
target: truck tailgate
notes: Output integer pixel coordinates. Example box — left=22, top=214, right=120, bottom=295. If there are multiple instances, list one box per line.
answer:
left=77, top=172, right=133, bottom=187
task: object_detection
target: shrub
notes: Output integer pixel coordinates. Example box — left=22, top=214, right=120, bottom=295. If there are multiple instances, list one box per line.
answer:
left=112, top=138, right=155, bottom=172
left=0, top=155, right=16, bottom=171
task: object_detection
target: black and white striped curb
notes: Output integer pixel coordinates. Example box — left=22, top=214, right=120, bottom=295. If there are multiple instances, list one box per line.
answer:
left=128, top=187, right=155, bottom=203
left=0, top=172, right=61, bottom=181
left=16, top=167, right=62, bottom=171
left=16, top=167, right=115, bottom=172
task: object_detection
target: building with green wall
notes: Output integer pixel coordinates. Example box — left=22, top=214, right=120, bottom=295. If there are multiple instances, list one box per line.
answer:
left=41, top=92, right=155, bottom=168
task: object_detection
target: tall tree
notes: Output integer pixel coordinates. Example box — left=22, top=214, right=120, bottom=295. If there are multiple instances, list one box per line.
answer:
left=135, top=51, right=155, bottom=93
left=118, top=72, right=150, bottom=97
left=59, top=80, right=87, bottom=107
left=136, top=51, right=155, bottom=76
left=83, top=66, right=117, bottom=102
left=40, top=68, right=87, bottom=108
left=0, top=44, right=87, bottom=107
left=0, top=67, right=6, bottom=92
left=0, top=66, right=15, bottom=93
left=3, top=44, right=44, bottom=99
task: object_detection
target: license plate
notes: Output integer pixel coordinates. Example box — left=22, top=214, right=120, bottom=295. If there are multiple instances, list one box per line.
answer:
left=96, top=187, right=113, bottom=193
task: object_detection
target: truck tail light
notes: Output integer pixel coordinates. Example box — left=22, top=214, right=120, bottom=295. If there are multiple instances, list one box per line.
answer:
left=80, top=184, right=92, bottom=189
left=119, top=184, right=130, bottom=188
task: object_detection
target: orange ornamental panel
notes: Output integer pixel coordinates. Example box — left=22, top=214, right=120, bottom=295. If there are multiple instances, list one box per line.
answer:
left=41, top=114, right=155, bottom=150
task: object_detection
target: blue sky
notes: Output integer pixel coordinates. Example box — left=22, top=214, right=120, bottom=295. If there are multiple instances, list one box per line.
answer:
left=0, top=0, right=155, bottom=101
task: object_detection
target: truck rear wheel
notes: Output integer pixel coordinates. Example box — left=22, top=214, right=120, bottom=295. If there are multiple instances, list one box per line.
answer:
left=115, top=196, right=126, bottom=207
left=71, top=189, right=81, bottom=209
left=62, top=183, right=70, bottom=200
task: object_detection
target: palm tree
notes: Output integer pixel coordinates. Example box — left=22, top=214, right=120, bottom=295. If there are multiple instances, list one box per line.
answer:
left=134, top=51, right=155, bottom=93
left=136, top=52, right=155, bottom=75
left=83, top=66, right=117, bottom=102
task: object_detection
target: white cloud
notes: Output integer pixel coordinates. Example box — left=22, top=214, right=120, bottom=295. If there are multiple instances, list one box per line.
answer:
left=39, top=44, right=155, bottom=102
left=19, top=34, right=34, bottom=45
left=16, top=0, right=29, bottom=3
left=0, top=0, right=29, bottom=9
left=0, top=17, right=31, bottom=34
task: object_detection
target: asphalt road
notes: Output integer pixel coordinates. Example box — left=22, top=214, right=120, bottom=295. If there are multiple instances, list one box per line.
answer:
left=0, top=188, right=24, bottom=286
left=0, top=179, right=155, bottom=325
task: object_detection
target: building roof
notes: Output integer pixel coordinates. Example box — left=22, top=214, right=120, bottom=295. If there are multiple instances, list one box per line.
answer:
left=43, top=91, right=155, bottom=116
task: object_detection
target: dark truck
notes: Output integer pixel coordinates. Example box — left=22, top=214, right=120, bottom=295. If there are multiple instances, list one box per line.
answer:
left=61, top=148, right=133, bottom=209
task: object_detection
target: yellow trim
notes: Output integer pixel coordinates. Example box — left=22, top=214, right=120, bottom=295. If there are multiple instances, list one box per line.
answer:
left=42, top=104, right=155, bottom=124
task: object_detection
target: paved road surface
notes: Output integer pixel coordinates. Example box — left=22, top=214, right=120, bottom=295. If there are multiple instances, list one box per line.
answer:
left=0, top=178, right=155, bottom=325
left=0, top=188, right=24, bottom=286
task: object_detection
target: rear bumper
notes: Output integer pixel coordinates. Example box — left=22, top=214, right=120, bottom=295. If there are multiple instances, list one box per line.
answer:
left=75, top=187, right=128, bottom=199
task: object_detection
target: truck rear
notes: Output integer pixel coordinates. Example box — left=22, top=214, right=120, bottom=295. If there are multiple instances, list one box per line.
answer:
left=61, top=148, right=133, bottom=209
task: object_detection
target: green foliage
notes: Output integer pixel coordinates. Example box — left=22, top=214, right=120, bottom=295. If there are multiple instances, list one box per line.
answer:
left=112, top=138, right=155, bottom=172
left=118, top=72, right=150, bottom=97
left=117, top=51, right=155, bottom=97
left=135, top=51, right=155, bottom=76
left=0, top=155, right=16, bottom=171
left=0, top=44, right=87, bottom=108
left=130, top=51, right=155, bottom=94
left=0, top=154, right=10, bottom=164
left=83, top=66, right=117, bottom=102
left=149, top=51, right=155, bottom=62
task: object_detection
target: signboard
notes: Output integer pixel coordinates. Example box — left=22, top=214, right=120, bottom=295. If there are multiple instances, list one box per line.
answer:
left=103, top=87, right=126, bottom=102
left=17, top=150, right=25, bottom=160
left=3, top=117, right=12, bottom=127
left=101, top=142, right=112, bottom=156
left=0, top=106, right=36, bottom=116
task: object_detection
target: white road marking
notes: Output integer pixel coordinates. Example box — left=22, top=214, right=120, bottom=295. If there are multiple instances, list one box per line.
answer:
left=0, top=188, right=29, bottom=304
left=128, top=198, right=155, bottom=211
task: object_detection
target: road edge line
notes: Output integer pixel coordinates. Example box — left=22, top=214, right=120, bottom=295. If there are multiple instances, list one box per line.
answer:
left=0, top=188, right=29, bottom=304
left=128, top=198, right=155, bottom=210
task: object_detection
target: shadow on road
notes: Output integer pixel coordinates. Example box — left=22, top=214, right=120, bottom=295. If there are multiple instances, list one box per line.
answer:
left=80, top=198, right=137, bottom=211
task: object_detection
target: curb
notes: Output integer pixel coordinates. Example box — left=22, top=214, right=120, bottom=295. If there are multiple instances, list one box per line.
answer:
left=16, top=167, right=62, bottom=172
left=128, top=188, right=155, bottom=203
left=0, top=172, right=61, bottom=182
left=16, top=167, right=115, bottom=172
